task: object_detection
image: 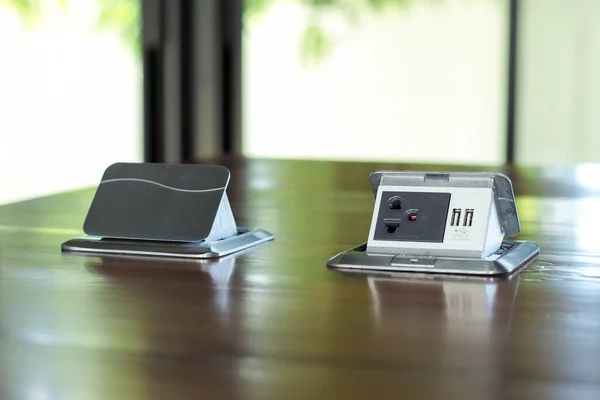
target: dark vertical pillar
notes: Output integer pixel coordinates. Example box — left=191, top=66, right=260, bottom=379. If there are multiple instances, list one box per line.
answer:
left=220, top=0, right=243, bottom=154
left=180, top=0, right=195, bottom=161
left=142, top=0, right=164, bottom=162
left=142, top=0, right=243, bottom=163
left=506, top=0, right=519, bottom=164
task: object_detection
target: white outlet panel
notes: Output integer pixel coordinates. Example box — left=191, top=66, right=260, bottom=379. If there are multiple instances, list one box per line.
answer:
left=367, top=185, right=503, bottom=258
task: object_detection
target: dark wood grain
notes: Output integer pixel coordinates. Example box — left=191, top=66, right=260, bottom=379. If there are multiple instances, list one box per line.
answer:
left=2, top=158, right=600, bottom=400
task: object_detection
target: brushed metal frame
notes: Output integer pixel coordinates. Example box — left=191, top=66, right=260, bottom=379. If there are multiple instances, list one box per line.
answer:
left=61, top=228, right=273, bottom=259
left=326, top=240, right=539, bottom=276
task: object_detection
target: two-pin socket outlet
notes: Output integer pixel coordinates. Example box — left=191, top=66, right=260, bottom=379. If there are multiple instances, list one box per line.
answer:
left=387, top=196, right=419, bottom=227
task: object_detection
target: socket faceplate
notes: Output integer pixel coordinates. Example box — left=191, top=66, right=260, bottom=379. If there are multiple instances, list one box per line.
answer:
left=372, top=191, right=451, bottom=242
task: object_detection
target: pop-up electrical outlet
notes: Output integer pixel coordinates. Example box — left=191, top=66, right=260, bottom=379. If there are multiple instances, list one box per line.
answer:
left=366, top=171, right=520, bottom=258
left=326, top=170, right=539, bottom=276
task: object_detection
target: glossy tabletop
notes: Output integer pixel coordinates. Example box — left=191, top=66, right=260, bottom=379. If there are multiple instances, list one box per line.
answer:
left=1, top=158, right=600, bottom=399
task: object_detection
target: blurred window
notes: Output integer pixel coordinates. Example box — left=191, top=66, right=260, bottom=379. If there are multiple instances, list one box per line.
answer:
left=0, top=0, right=142, bottom=204
left=242, top=0, right=508, bottom=165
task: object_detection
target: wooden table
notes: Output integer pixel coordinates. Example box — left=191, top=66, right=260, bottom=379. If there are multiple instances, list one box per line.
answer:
left=1, top=158, right=600, bottom=399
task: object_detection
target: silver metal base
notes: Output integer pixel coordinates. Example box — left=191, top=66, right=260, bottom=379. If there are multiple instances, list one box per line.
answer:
left=61, top=228, right=274, bottom=259
left=326, top=240, right=539, bottom=276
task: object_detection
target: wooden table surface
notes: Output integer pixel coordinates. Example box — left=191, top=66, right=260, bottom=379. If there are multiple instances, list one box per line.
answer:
left=1, top=158, right=600, bottom=399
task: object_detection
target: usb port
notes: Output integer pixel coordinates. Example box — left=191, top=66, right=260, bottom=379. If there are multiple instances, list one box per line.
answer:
left=450, top=208, right=461, bottom=226
left=463, top=209, right=474, bottom=226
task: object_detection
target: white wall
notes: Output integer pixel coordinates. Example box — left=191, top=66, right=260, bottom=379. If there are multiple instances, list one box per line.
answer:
left=243, top=0, right=508, bottom=165
left=517, top=0, right=600, bottom=165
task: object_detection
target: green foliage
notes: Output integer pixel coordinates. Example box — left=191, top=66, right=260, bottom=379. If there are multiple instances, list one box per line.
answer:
left=245, top=0, right=279, bottom=20
left=3, top=0, right=437, bottom=63
left=95, top=0, right=141, bottom=57
left=246, top=0, right=439, bottom=64
left=4, top=0, right=39, bottom=14
left=2, top=0, right=44, bottom=26
left=2, top=0, right=140, bottom=57
left=300, top=24, right=332, bottom=66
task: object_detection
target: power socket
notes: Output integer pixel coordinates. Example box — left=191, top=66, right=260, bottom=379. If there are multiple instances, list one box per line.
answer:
left=366, top=171, right=520, bottom=258
left=372, top=191, right=451, bottom=242
left=326, top=170, right=538, bottom=276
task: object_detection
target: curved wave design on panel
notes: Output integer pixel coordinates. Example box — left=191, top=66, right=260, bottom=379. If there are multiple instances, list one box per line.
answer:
left=99, top=178, right=226, bottom=193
